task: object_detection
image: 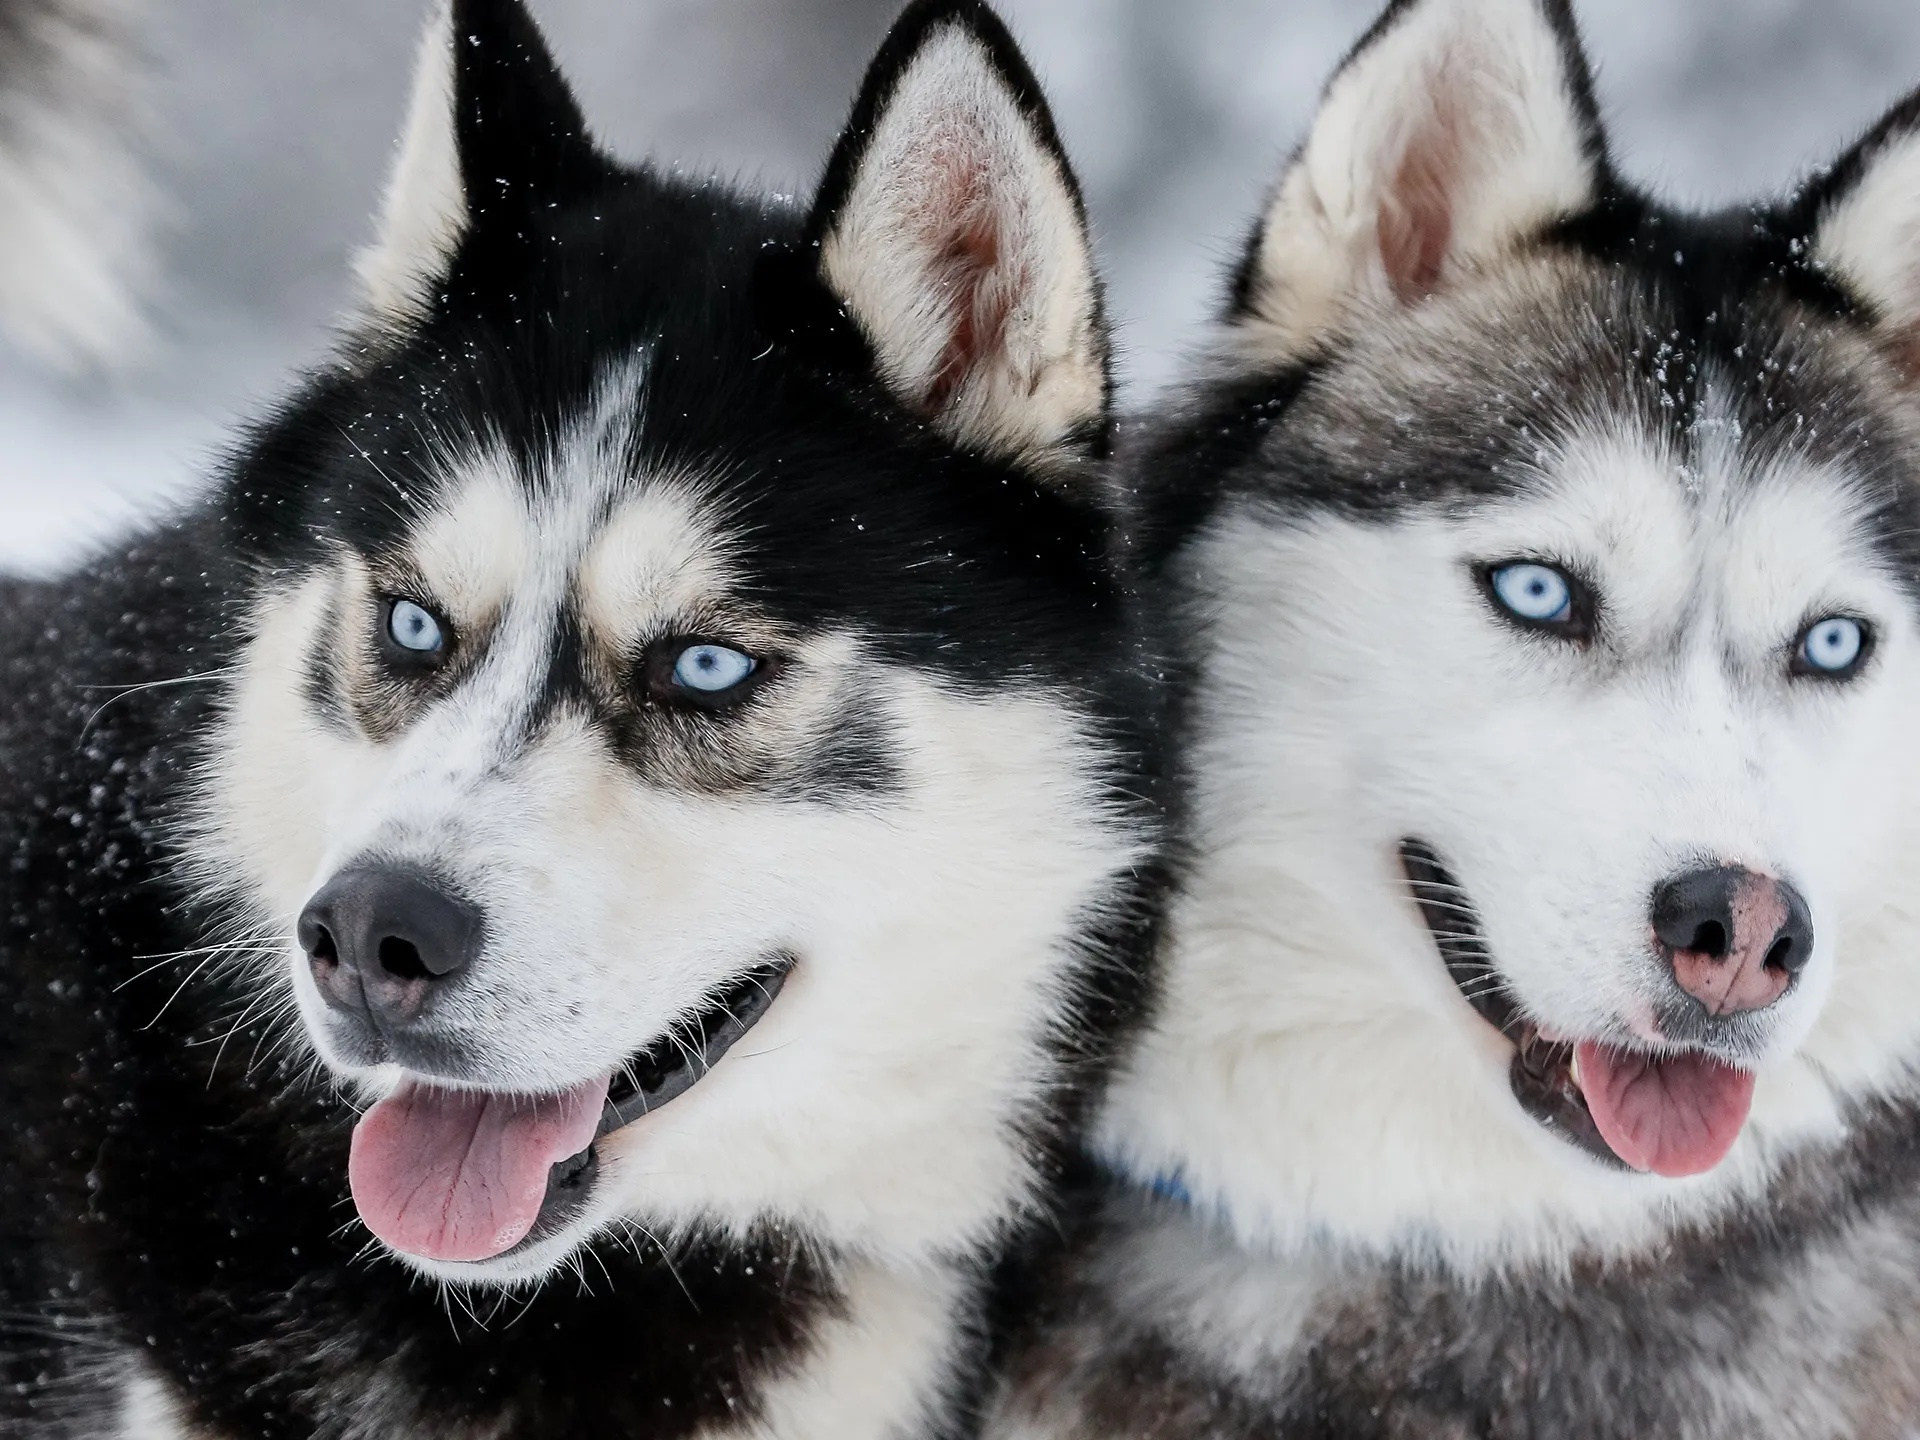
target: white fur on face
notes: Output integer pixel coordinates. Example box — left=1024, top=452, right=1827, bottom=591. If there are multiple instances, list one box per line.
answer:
left=354, top=0, right=465, bottom=331
left=1102, top=409, right=1920, bottom=1273
left=191, top=361, right=1147, bottom=1288
left=819, top=23, right=1104, bottom=475
left=1238, top=0, right=1598, bottom=366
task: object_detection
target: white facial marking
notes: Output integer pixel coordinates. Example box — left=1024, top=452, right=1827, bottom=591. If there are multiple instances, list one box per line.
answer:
left=575, top=482, right=742, bottom=645
left=409, top=464, right=530, bottom=626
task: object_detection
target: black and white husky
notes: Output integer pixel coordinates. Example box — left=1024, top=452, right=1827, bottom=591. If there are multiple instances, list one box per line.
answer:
left=0, top=1, right=1163, bottom=1434
left=992, top=0, right=1920, bottom=1434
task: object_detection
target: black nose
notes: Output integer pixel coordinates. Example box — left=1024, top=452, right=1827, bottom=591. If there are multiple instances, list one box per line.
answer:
left=297, top=867, right=482, bottom=1030
left=1651, top=865, right=1813, bottom=1018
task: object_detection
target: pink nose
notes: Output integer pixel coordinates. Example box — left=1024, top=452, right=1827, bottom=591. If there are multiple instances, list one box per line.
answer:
left=1652, top=867, right=1812, bottom=1017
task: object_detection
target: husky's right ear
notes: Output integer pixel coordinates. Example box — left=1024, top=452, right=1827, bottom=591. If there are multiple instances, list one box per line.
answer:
left=1806, top=90, right=1920, bottom=380
left=1231, top=0, right=1608, bottom=364
left=355, top=0, right=602, bottom=330
left=802, top=0, right=1110, bottom=480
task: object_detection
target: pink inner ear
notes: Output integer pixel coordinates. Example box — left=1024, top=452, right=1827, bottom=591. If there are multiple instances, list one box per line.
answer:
left=918, top=137, right=1015, bottom=414
left=1378, top=92, right=1467, bottom=302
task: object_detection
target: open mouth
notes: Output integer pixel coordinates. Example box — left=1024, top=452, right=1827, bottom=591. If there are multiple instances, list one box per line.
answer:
left=1399, top=841, right=1754, bottom=1179
left=346, top=954, right=794, bottom=1265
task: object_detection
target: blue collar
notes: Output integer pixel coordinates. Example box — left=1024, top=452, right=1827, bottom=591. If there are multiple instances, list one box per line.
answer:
left=1141, top=1169, right=1193, bottom=1207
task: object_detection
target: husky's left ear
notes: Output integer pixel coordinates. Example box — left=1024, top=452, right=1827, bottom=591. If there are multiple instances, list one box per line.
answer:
left=1232, top=0, right=1607, bottom=365
left=356, top=0, right=602, bottom=329
left=805, top=0, right=1109, bottom=476
left=1807, top=90, right=1920, bottom=378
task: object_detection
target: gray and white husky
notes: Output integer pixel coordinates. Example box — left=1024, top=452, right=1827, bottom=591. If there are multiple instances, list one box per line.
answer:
left=993, top=0, right=1920, bottom=1434
left=0, top=1, right=1165, bottom=1435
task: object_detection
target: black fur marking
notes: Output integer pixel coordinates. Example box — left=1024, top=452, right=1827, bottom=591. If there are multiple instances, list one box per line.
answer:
left=1550, top=194, right=1861, bottom=333
left=301, top=596, right=356, bottom=737
left=0, top=0, right=63, bottom=95
left=1125, top=367, right=1315, bottom=570
left=771, top=691, right=907, bottom=801
left=533, top=607, right=593, bottom=721
left=751, top=240, right=879, bottom=381
left=1263, top=1098, right=1920, bottom=1436
left=450, top=0, right=604, bottom=230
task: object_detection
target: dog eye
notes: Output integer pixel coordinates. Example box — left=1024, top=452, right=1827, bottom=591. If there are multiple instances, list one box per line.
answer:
left=385, top=599, right=447, bottom=657
left=642, top=640, right=767, bottom=711
left=674, top=644, right=757, bottom=693
left=1482, top=561, right=1594, bottom=643
left=1489, top=563, right=1571, bottom=623
left=1793, top=616, right=1869, bottom=680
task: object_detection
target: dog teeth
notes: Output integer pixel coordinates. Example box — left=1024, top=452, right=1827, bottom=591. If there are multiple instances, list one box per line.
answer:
left=1569, top=1049, right=1584, bottom=1094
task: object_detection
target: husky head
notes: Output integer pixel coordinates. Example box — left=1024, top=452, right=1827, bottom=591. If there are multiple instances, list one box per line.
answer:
left=1104, top=0, right=1920, bottom=1267
left=189, top=0, right=1154, bottom=1288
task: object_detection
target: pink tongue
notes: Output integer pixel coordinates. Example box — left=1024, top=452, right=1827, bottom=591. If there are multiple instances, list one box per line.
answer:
left=349, top=1075, right=609, bottom=1263
left=1574, top=1040, right=1755, bottom=1178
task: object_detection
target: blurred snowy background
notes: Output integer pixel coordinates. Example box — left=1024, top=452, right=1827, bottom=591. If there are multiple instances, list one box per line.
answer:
left=2, top=0, right=1918, bottom=574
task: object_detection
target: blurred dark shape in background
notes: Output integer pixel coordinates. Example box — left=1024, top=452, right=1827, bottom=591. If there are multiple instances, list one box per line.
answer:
left=0, top=0, right=1916, bottom=571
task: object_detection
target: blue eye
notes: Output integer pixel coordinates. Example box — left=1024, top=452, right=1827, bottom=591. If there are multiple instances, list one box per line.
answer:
left=387, top=599, right=445, bottom=655
left=672, top=644, right=757, bottom=694
left=1489, top=562, right=1574, bottom=625
left=1797, top=616, right=1866, bottom=677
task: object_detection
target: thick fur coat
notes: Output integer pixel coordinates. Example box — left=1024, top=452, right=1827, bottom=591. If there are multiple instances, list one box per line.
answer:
left=0, top=2, right=1166, bottom=1435
left=992, top=0, right=1920, bottom=1435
